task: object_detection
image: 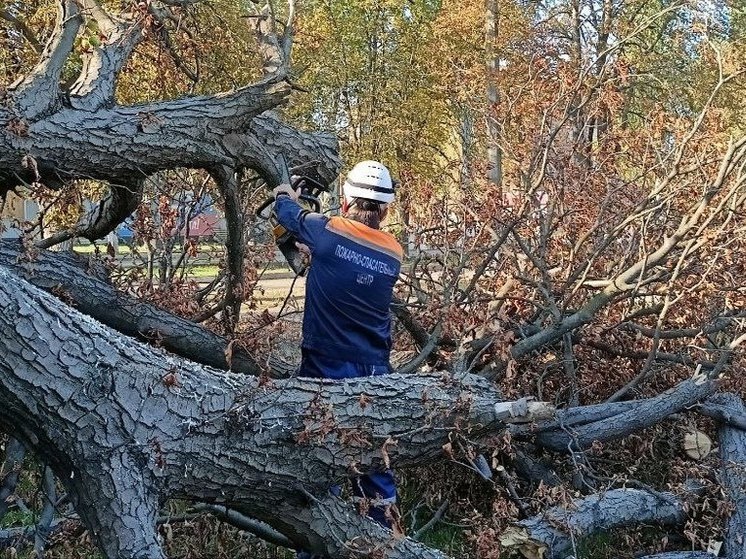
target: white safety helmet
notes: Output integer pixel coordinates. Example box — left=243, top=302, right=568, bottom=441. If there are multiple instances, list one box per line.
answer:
left=343, top=160, right=395, bottom=204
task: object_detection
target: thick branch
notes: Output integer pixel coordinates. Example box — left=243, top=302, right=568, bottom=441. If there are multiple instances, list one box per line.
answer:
left=713, top=392, right=746, bottom=559
left=391, top=296, right=432, bottom=349
left=9, top=0, right=82, bottom=119
left=37, top=181, right=144, bottom=248
left=223, top=113, right=342, bottom=187
left=34, top=466, right=56, bottom=557
left=193, top=504, right=292, bottom=548
left=0, top=240, right=261, bottom=375
left=500, top=489, right=685, bottom=559
left=535, top=376, right=717, bottom=451
left=250, top=5, right=285, bottom=75
left=0, top=98, right=334, bottom=197
left=211, top=168, right=245, bottom=331
left=68, top=0, right=146, bottom=110
left=698, top=397, right=746, bottom=431
left=0, top=267, right=540, bottom=557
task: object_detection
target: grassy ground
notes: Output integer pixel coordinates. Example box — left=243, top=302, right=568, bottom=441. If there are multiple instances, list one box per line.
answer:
left=72, top=242, right=226, bottom=256
left=185, top=265, right=293, bottom=279
left=73, top=244, right=132, bottom=255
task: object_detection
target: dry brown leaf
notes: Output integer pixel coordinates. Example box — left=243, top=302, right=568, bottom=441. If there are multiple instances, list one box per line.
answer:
left=499, top=527, right=548, bottom=559
left=683, top=429, right=712, bottom=460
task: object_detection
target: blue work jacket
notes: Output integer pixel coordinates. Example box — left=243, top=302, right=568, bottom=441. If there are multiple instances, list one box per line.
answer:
left=274, top=197, right=402, bottom=367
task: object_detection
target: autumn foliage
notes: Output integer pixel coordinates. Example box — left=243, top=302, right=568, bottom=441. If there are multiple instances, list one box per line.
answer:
left=1, top=0, right=746, bottom=557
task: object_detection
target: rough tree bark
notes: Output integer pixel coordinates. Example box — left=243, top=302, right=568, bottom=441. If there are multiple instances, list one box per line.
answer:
left=0, top=240, right=426, bottom=379
left=1, top=261, right=735, bottom=558
left=714, top=393, right=746, bottom=559
left=533, top=376, right=717, bottom=452
left=500, top=489, right=687, bottom=558
left=0, top=266, right=559, bottom=558
left=0, top=240, right=261, bottom=374
left=0, top=0, right=341, bottom=329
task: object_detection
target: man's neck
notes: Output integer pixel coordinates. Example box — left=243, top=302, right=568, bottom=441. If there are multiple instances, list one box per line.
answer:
left=344, top=209, right=381, bottom=230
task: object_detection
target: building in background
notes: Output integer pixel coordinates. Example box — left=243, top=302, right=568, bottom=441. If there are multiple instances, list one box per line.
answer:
left=1, top=192, right=39, bottom=239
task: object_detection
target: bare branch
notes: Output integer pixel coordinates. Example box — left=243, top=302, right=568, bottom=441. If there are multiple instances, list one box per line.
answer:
left=249, top=3, right=287, bottom=76
left=621, top=311, right=746, bottom=340
left=281, top=0, right=296, bottom=63
left=0, top=437, right=26, bottom=521
left=500, top=489, right=685, bottom=559
left=193, top=504, right=292, bottom=548
left=36, top=181, right=143, bottom=249
left=509, top=135, right=746, bottom=362
left=536, top=375, right=717, bottom=452
left=67, top=0, right=146, bottom=110
left=395, top=323, right=442, bottom=374
left=9, top=0, right=82, bottom=119
left=637, top=554, right=716, bottom=559
left=211, top=167, right=245, bottom=332
left=149, top=8, right=199, bottom=84
left=0, top=240, right=263, bottom=375
left=412, top=500, right=449, bottom=541
left=34, top=466, right=56, bottom=557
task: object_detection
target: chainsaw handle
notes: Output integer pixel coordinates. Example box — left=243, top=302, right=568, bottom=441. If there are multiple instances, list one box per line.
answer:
left=291, top=175, right=328, bottom=197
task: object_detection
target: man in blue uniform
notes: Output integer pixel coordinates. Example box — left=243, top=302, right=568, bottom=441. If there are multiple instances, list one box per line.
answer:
left=272, top=161, right=402, bottom=557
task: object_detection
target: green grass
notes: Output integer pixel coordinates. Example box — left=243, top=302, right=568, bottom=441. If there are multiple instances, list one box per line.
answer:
left=74, top=244, right=132, bottom=254
left=259, top=266, right=294, bottom=277
left=186, top=264, right=297, bottom=279
left=186, top=265, right=221, bottom=277
left=73, top=242, right=226, bottom=255
left=418, top=524, right=470, bottom=555
left=0, top=509, right=35, bottom=528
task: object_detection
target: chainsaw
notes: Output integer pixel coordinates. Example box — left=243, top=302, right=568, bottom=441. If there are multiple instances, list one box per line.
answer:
left=256, top=173, right=330, bottom=276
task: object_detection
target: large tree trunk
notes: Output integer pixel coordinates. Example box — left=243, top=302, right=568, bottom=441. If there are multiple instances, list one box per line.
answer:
left=0, top=266, right=556, bottom=558
left=1, top=263, right=733, bottom=558
left=714, top=393, right=746, bottom=559
left=1, top=3, right=742, bottom=557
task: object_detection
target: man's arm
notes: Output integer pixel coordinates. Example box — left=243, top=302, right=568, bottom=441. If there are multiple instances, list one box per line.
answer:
left=272, top=184, right=327, bottom=249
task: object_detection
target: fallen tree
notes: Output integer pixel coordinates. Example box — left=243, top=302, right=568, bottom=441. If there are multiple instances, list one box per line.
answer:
left=0, top=239, right=431, bottom=379
left=714, top=393, right=746, bottom=559
left=0, top=266, right=560, bottom=558
left=2, top=1, right=746, bottom=557
left=0, top=239, right=262, bottom=375
left=0, top=244, right=737, bottom=558
left=499, top=489, right=687, bottom=558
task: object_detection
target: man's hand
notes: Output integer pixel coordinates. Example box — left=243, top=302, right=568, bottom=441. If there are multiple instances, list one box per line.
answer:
left=296, top=241, right=312, bottom=267
left=273, top=183, right=299, bottom=201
